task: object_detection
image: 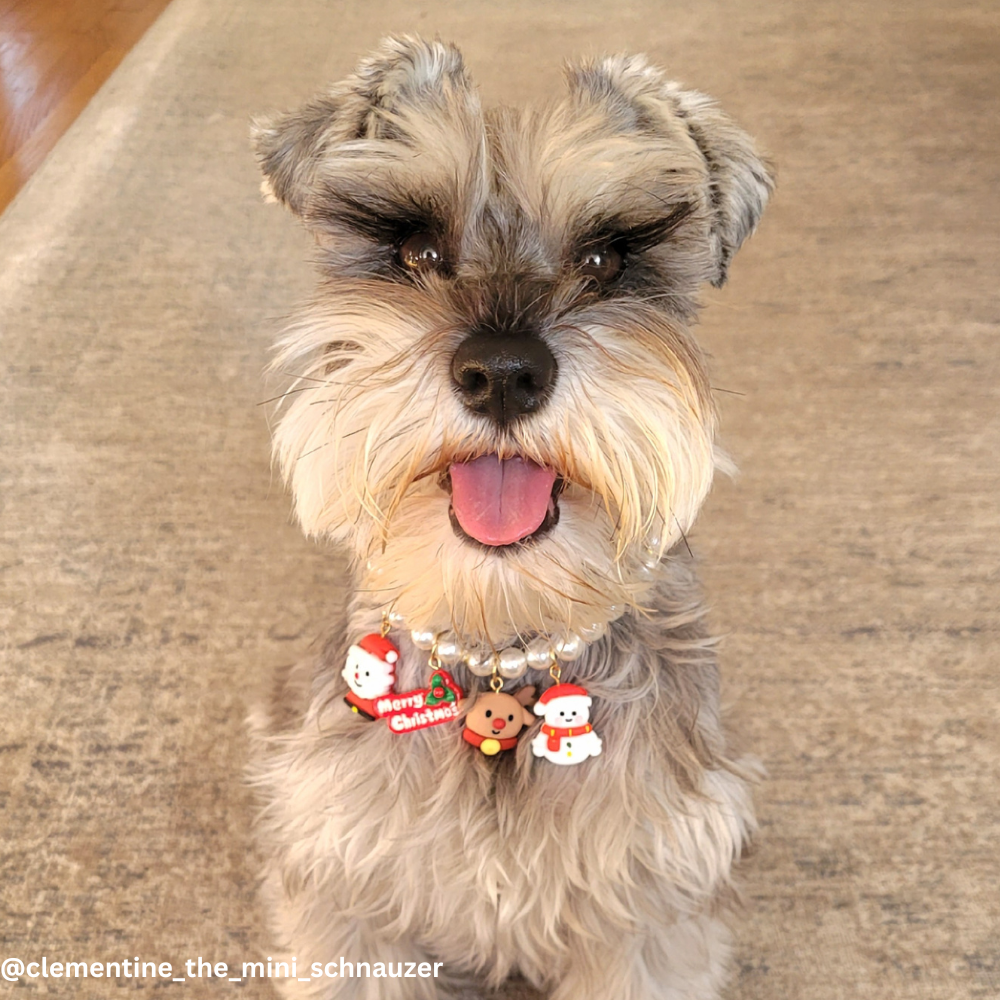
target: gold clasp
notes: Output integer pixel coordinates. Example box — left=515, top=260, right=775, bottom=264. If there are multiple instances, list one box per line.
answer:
left=548, top=650, right=561, bottom=684
left=489, top=652, right=504, bottom=693
left=428, top=635, right=443, bottom=672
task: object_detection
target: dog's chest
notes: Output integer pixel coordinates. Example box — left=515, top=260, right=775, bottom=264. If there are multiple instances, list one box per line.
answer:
left=326, top=753, right=595, bottom=972
left=280, top=720, right=750, bottom=979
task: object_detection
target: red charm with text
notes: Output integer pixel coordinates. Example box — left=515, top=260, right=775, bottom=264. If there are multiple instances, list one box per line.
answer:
left=378, top=670, right=464, bottom=733
left=343, top=630, right=467, bottom=733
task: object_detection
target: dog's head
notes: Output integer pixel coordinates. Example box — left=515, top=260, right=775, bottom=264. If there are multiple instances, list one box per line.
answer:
left=255, top=36, right=772, bottom=646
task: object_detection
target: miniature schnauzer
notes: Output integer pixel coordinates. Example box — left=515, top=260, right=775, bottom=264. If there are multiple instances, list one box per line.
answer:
left=249, top=35, right=773, bottom=1000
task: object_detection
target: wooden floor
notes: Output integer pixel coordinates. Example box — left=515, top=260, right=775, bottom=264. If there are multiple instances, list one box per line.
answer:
left=0, top=0, right=172, bottom=215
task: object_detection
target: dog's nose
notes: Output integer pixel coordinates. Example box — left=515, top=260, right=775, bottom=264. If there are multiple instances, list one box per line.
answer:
left=451, top=333, right=557, bottom=423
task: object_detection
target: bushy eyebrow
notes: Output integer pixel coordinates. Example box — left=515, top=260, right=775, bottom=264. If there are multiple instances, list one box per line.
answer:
left=575, top=200, right=694, bottom=252
left=310, top=185, right=442, bottom=243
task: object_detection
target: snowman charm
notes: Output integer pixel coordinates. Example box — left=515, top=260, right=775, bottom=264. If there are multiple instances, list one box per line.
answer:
left=342, top=633, right=399, bottom=720
left=531, top=683, right=602, bottom=765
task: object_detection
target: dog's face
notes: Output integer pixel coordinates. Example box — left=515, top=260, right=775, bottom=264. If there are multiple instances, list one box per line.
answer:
left=255, top=37, right=772, bottom=646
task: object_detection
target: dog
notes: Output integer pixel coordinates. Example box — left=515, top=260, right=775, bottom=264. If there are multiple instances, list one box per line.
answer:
left=249, top=35, right=773, bottom=1000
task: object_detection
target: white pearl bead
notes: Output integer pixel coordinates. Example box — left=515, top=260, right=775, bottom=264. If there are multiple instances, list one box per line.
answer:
left=554, top=632, right=585, bottom=661
left=434, top=631, right=463, bottom=666
left=577, top=620, right=607, bottom=642
left=465, top=649, right=496, bottom=677
left=411, top=629, right=436, bottom=650
left=643, top=531, right=662, bottom=553
left=498, top=647, right=528, bottom=680
left=525, top=635, right=554, bottom=669
left=387, top=610, right=406, bottom=628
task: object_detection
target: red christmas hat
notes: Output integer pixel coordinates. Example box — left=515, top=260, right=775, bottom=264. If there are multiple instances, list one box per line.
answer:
left=355, top=633, right=399, bottom=664
left=537, top=683, right=589, bottom=704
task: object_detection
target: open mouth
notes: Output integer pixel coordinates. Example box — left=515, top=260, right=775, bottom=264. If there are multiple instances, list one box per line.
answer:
left=444, top=454, right=563, bottom=549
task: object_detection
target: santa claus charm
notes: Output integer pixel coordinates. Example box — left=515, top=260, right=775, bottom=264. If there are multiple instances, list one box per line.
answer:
left=342, top=633, right=399, bottom=720
left=531, top=683, right=602, bottom=765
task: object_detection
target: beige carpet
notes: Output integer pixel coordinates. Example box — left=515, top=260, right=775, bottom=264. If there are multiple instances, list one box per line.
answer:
left=1, top=0, right=997, bottom=997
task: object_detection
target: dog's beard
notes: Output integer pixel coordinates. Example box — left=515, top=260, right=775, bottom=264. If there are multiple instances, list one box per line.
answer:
left=270, top=286, right=719, bottom=646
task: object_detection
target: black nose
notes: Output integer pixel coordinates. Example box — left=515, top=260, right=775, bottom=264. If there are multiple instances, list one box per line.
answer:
left=451, top=333, right=557, bottom=424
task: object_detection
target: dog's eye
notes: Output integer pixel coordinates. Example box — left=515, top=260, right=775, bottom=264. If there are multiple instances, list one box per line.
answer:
left=399, top=232, right=444, bottom=274
left=578, top=245, right=623, bottom=283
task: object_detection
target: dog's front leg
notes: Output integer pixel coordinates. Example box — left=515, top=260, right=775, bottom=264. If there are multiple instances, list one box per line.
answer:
left=547, top=912, right=733, bottom=1000
left=266, top=934, right=450, bottom=1000
left=264, top=871, right=452, bottom=1000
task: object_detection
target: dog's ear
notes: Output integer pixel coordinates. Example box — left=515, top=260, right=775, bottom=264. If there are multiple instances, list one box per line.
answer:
left=664, top=83, right=775, bottom=286
left=566, top=55, right=775, bottom=286
left=252, top=35, right=475, bottom=215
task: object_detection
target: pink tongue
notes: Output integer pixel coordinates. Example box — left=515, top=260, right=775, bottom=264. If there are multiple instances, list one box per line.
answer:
left=450, top=455, right=557, bottom=546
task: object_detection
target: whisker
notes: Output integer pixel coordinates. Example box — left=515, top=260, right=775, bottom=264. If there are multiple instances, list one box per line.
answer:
left=275, top=370, right=335, bottom=385
left=257, top=386, right=317, bottom=406
left=296, top=442, right=331, bottom=462
left=673, top=514, right=694, bottom=559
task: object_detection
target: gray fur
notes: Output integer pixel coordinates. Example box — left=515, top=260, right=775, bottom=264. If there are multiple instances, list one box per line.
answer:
left=250, top=36, right=772, bottom=999
left=252, top=37, right=477, bottom=214
left=566, top=55, right=775, bottom=286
